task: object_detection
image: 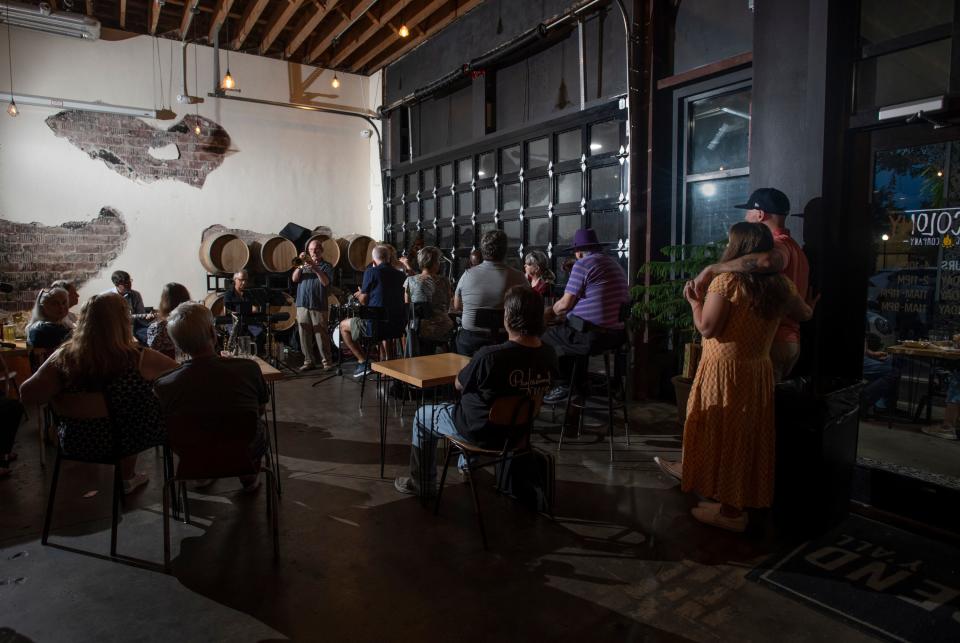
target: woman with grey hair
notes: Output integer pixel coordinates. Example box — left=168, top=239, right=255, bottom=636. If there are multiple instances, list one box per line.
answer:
left=403, top=246, right=454, bottom=350
left=524, top=250, right=556, bottom=297
left=27, top=287, right=72, bottom=349
left=50, top=279, right=80, bottom=328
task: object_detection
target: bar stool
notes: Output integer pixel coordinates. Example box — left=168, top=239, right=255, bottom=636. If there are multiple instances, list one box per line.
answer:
left=555, top=343, right=631, bottom=461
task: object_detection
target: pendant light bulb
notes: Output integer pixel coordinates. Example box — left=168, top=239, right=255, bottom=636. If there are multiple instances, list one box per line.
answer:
left=221, top=69, right=235, bottom=90
left=194, top=123, right=201, bottom=136
left=6, top=99, right=18, bottom=117
left=398, top=23, right=410, bottom=38
left=331, top=73, right=340, bottom=89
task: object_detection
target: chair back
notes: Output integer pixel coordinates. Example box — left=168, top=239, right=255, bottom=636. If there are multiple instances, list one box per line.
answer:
left=166, top=410, right=261, bottom=480
left=473, top=308, right=505, bottom=336
left=487, top=395, right=543, bottom=450
left=50, top=391, right=110, bottom=419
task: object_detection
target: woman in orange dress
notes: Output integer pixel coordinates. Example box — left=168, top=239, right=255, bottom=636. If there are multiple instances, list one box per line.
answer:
left=678, top=222, right=811, bottom=532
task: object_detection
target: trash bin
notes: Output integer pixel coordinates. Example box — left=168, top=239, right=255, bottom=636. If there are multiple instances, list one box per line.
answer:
left=773, top=377, right=862, bottom=534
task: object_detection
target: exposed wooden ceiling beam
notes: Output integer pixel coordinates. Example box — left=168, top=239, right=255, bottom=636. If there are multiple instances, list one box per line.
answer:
left=349, top=0, right=447, bottom=70
left=305, top=0, right=378, bottom=64
left=86, top=0, right=93, bottom=16
left=364, top=0, right=483, bottom=73
left=231, top=0, right=269, bottom=50
left=148, top=0, right=161, bottom=36
left=259, top=0, right=306, bottom=55
left=178, top=0, right=200, bottom=40
left=329, top=0, right=407, bottom=68
left=284, top=0, right=340, bottom=60
left=119, top=0, right=127, bottom=29
left=208, top=0, right=236, bottom=43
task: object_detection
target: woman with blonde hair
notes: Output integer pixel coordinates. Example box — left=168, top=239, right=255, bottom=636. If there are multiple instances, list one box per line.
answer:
left=21, top=293, right=177, bottom=492
left=26, top=287, right=71, bottom=350
left=147, top=283, right=192, bottom=359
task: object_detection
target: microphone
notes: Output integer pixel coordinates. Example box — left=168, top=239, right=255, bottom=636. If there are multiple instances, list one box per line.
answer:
left=0, top=283, right=13, bottom=294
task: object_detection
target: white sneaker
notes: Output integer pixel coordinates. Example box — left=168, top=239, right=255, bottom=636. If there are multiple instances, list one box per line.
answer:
left=654, top=456, right=682, bottom=481
left=122, top=473, right=149, bottom=495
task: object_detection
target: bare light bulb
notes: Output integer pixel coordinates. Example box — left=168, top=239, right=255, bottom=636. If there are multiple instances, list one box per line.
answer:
left=881, top=233, right=890, bottom=241
left=221, top=70, right=235, bottom=90
left=398, top=23, right=410, bottom=37
left=6, top=99, right=18, bottom=117
left=331, top=73, right=340, bottom=89
left=194, top=123, right=201, bottom=136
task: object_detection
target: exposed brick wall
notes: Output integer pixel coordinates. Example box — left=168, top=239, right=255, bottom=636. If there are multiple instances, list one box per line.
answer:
left=46, top=112, right=230, bottom=189
left=0, top=207, right=128, bottom=313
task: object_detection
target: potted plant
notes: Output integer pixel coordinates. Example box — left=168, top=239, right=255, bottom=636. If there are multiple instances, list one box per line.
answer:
left=631, top=242, right=725, bottom=424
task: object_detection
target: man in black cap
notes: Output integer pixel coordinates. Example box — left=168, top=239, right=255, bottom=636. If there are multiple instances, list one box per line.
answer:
left=693, top=187, right=812, bottom=381
left=542, top=228, right=630, bottom=403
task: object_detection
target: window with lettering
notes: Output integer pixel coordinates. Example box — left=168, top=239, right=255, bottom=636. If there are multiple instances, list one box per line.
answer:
left=870, top=142, right=960, bottom=343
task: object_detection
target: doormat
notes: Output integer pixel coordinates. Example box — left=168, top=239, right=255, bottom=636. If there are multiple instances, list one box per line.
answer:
left=748, top=515, right=960, bottom=642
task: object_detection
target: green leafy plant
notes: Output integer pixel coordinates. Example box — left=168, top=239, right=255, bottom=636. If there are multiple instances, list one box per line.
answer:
left=630, top=242, right=726, bottom=339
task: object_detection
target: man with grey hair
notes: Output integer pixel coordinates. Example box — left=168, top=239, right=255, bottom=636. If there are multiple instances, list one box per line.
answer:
left=154, top=302, right=269, bottom=491
left=453, top=229, right=527, bottom=355
left=339, top=243, right=406, bottom=378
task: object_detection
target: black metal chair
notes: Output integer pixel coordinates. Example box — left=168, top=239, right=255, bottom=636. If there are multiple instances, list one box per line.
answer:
left=433, top=394, right=542, bottom=549
left=162, top=410, right=279, bottom=571
left=357, top=306, right=404, bottom=408
left=42, top=392, right=174, bottom=559
left=554, top=304, right=631, bottom=461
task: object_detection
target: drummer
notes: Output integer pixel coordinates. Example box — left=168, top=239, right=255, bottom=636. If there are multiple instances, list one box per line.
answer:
left=292, top=238, right=336, bottom=372
left=224, top=269, right=265, bottom=353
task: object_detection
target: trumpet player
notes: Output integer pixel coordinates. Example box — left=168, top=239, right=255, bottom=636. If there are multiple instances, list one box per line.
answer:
left=292, top=238, right=335, bottom=372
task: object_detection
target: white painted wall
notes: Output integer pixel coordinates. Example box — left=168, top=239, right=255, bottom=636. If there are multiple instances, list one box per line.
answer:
left=0, top=25, right=382, bottom=309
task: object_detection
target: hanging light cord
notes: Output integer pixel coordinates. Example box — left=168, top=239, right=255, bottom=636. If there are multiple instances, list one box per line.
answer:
left=6, top=1, right=14, bottom=97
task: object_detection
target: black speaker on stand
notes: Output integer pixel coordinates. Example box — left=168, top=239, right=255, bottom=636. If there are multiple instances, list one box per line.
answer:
left=279, top=222, right=313, bottom=253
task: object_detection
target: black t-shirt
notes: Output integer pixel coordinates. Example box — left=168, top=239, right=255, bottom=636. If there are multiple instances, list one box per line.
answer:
left=454, top=341, right=559, bottom=446
left=28, top=322, right=70, bottom=350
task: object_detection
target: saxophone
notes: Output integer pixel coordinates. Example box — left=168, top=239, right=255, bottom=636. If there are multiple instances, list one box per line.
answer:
left=225, top=312, right=240, bottom=354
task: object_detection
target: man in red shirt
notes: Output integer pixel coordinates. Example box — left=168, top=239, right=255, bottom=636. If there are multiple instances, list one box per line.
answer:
left=694, top=188, right=812, bottom=381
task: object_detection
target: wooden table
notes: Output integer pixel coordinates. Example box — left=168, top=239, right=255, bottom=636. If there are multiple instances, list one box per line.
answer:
left=886, top=345, right=960, bottom=423
left=371, top=353, right=470, bottom=480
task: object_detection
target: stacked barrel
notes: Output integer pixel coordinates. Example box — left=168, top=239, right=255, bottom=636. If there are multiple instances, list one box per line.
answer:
left=199, top=230, right=378, bottom=275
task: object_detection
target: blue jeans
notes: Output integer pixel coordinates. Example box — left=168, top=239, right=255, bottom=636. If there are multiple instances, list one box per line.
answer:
left=411, top=403, right=468, bottom=483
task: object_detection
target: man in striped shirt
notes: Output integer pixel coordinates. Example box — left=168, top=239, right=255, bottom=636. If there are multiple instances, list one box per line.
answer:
left=543, top=228, right=630, bottom=403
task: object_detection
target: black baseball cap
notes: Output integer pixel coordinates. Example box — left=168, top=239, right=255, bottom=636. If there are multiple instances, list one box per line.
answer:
left=734, top=188, right=790, bottom=215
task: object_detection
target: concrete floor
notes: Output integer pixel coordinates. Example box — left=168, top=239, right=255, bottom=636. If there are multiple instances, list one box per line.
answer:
left=0, top=371, right=882, bottom=642
left=859, top=419, right=960, bottom=487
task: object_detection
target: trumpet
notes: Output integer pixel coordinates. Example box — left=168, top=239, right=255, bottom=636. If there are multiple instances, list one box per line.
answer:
left=292, top=256, right=305, bottom=268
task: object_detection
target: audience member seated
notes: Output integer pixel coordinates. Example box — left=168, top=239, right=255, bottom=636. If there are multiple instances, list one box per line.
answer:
left=26, top=287, right=72, bottom=350
left=453, top=230, right=527, bottom=355
left=339, top=244, right=407, bottom=378
left=104, top=270, right=154, bottom=345
left=154, top=302, right=269, bottom=491
left=861, top=332, right=900, bottom=417
left=21, top=293, right=177, bottom=493
left=524, top=250, right=556, bottom=297
left=404, top=245, right=454, bottom=353
left=394, top=286, right=558, bottom=496
left=468, top=249, right=483, bottom=269
left=0, top=352, right=24, bottom=479
left=50, top=279, right=80, bottom=329
left=147, top=283, right=192, bottom=360
left=542, top=228, right=630, bottom=404
left=657, top=222, right=812, bottom=532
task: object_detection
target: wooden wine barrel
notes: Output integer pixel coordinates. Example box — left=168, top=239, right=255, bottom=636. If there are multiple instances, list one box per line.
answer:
left=249, top=236, right=297, bottom=273
left=203, top=291, right=225, bottom=317
left=304, top=233, right=342, bottom=268
left=199, top=232, right=249, bottom=275
left=269, top=292, right=296, bottom=332
left=344, top=234, right=375, bottom=271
